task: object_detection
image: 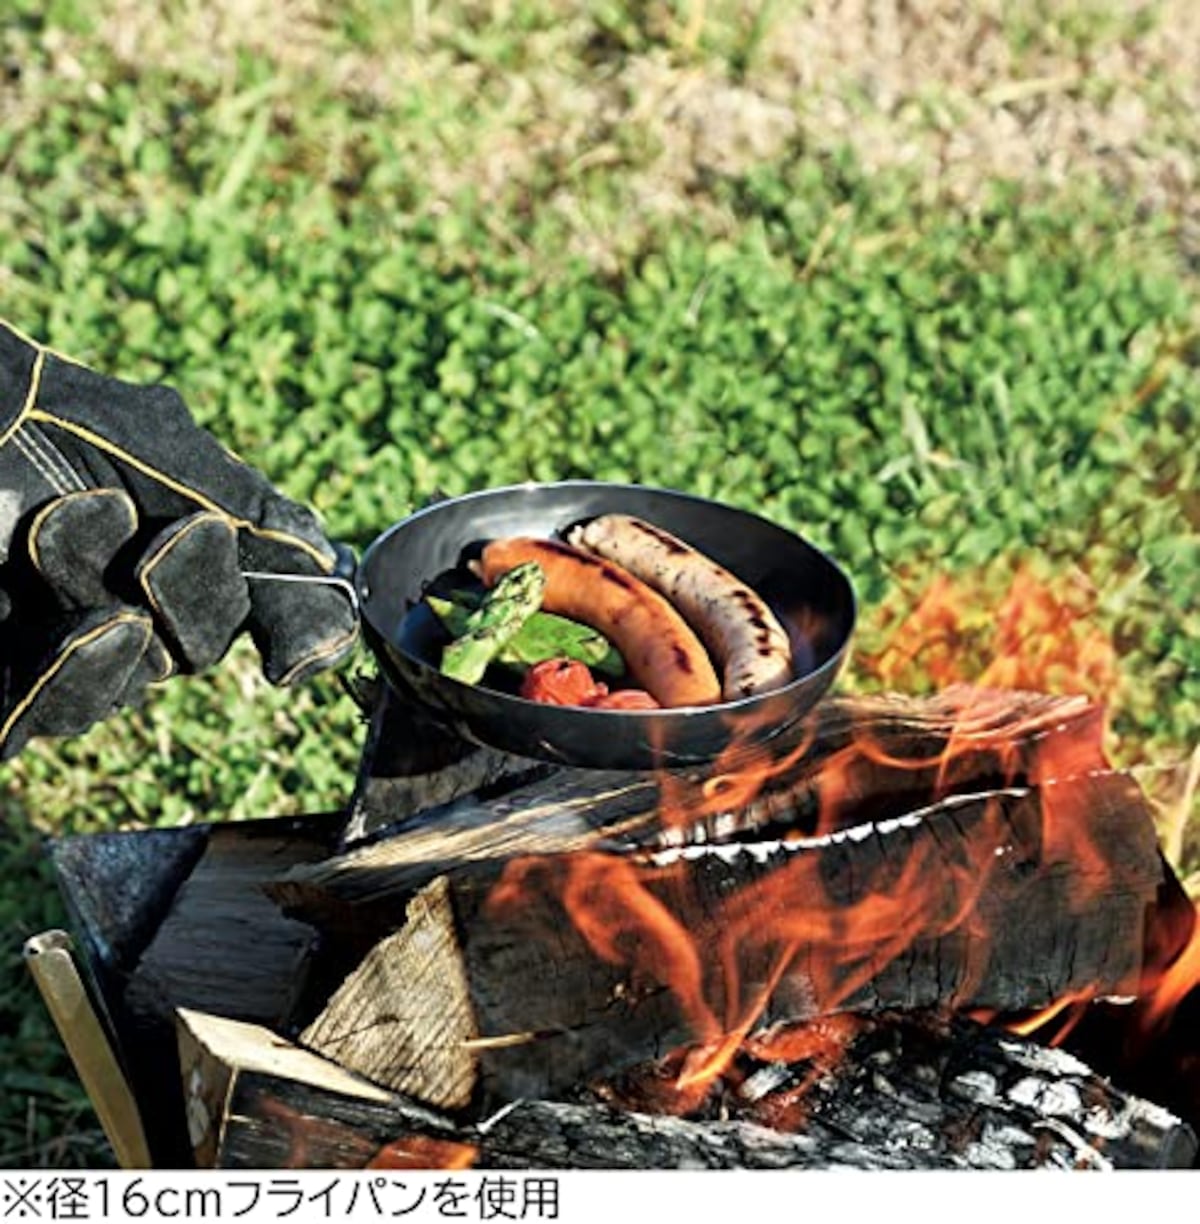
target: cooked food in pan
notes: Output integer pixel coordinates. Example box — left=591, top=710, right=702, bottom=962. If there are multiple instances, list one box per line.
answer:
left=426, top=593, right=625, bottom=678
left=437, top=561, right=545, bottom=685
left=567, top=513, right=793, bottom=700
left=477, top=537, right=721, bottom=707
left=428, top=513, right=795, bottom=710
left=518, top=658, right=657, bottom=709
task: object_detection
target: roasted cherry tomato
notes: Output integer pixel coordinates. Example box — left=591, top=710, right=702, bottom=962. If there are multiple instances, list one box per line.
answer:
left=520, top=658, right=607, bottom=706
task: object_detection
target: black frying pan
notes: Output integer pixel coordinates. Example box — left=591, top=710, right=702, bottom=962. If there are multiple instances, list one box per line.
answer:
left=355, top=481, right=856, bottom=770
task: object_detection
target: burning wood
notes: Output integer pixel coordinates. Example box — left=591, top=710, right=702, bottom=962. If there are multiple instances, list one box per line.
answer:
left=296, top=771, right=1165, bottom=1106
left=590, top=1011, right=1198, bottom=1170
left=269, top=688, right=1110, bottom=937
left=178, top=1008, right=1196, bottom=1170
left=42, top=684, right=1198, bottom=1171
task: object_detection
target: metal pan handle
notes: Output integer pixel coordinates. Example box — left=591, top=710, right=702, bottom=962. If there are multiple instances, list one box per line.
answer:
left=242, top=543, right=360, bottom=613
left=240, top=570, right=360, bottom=613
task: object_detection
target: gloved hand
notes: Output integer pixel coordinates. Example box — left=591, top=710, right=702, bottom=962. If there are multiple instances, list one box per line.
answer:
left=0, top=320, right=358, bottom=759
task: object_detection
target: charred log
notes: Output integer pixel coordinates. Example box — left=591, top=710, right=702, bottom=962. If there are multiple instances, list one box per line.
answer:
left=298, top=772, right=1165, bottom=1106
left=271, top=688, right=1108, bottom=936
left=181, top=1008, right=1194, bottom=1170
left=592, top=1012, right=1197, bottom=1170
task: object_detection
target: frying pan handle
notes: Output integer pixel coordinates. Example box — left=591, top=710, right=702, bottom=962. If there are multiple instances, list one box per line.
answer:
left=241, top=541, right=360, bottom=613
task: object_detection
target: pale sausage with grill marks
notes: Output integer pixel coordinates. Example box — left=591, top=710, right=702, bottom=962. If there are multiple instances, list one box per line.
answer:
left=566, top=514, right=793, bottom=700
left=478, top=537, right=721, bottom=708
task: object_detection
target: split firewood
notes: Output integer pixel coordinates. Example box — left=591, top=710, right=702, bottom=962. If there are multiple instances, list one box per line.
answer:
left=179, top=1008, right=1195, bottom=1170
left=299, top=878, right=479, bottom=1110
left=274, top=769, right=654, bottom=937
left=175, top=1009, right=463, bottom=1169
left=120, top=816, right=341, bottom=1165
left=182, top=1005, right=888, bottom=1170
left=298, top=771, right=1166, bottom=1106
left=271, top=688, right=1108, bottom=936
left=125, top=821, right=336, bottom=1030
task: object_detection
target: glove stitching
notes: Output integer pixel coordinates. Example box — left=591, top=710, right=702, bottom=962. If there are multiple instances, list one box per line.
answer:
left=19, top=422, right=88, bottom=493
left=11, top=428, right=76, bottom=497
left=275, top=620, right=360, bottom=686
left=0, top=343, right=43, bottom=449
left=146, top=639, right=175, bottom=682
left=29, top=410, right=336, bottom=573
left=0, top=317, right=87, bottom=371
left=0, top=611, right=152, bottom=748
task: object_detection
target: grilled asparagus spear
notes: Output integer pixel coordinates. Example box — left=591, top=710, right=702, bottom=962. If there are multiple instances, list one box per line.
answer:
left=439, top=562, right=546, bottom=685
left=428, top=594, right=625, bottom=678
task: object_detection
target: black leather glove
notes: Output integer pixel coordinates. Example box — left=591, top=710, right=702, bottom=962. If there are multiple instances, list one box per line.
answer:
left=0, top=321, right=358, bottom=759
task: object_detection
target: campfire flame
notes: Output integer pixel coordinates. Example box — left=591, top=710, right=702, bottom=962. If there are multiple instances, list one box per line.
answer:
left=862, top=561, right=1118, bottom=700
left=486, top=563, right=1198, bottom=1113
left=1137, top=916, right=1200, bottom=1037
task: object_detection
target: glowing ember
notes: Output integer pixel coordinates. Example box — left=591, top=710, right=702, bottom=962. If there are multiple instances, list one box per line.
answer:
left=366, top=1136, right=478, bottom=1170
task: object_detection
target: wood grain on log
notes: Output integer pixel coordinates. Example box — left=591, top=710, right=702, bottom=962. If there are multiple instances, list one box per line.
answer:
left=300, top=877, right=479, bottom=1110
left=125, top=822, right=334, bottom=1031
left=118, top=817, right=341, bottom=1166
left=175, top=1009, right=461, bottom=1170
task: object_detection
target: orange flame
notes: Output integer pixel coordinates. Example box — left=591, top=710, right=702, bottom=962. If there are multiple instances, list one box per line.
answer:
left=1137, top=905, right=1200, bottom=1036
left=487, top=787, right=1049, bottom=1102
left=485, top=563, right=1187, bottom=1113
left=1000, top=987, right=1099, bottom=1047
left=862, top=561, right=1118, bottom=701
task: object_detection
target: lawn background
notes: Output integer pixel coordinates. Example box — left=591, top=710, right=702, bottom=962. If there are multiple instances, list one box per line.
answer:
left=1, top=0, right=1197, bottom=1167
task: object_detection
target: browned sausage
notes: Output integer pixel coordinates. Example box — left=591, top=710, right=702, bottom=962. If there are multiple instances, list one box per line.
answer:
left=567, top=514, right=793, bottom=699
left=478, top=538, right=721, bottom=707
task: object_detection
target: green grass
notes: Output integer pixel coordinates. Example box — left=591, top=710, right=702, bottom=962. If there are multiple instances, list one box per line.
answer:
left=1, top=0, right=1197, bottom=1168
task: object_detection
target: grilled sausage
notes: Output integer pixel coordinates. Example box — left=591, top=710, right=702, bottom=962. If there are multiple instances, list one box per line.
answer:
left=478, top=538, right=721, bottom=707
left=566, top=514, right=793, bottom=699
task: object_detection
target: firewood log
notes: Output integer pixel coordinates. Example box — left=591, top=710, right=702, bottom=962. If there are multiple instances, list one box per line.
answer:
left=271, top=688, right=1108, bottom=936
left=299, top=772, right=1165, bottom=1106
left=119, top=817, right=340, bottom=1165
left=178, top=1009, right=1196, bottom=1170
